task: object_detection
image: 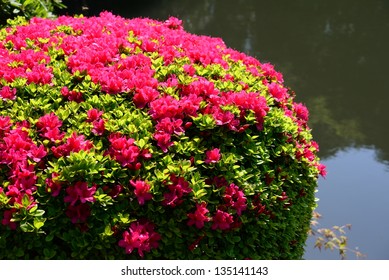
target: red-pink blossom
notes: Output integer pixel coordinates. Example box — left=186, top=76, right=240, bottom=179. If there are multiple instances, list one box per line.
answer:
left=27, top=144, right=47, bottom=162
left=61, top=86, right=83, bottom=103
left=91, top=119, right=105, bottom=136
left=63, top=181, right=96, bottom=206
left=36, top=113, right=63, bottom=131
left=261, top=62, right=284, bottom=83
left=36, top=113, right=65, bottom=142
left=205, top=148, right=221, bottom=164
left=107, top=184, right=123, bottom=198
left=162, top=175, right=192, bottom=207
left=118, top=220, right=161, bottom=257
left=86, top=108, right=104, bottom=122
left=2, top=209, right=17, bottom=230
left=164, top=17, right=183, bottom=30
left=268, top=82, right=289, bottom=102
left=0, top=116, right=12, bottom=135
left=149, top=95, right=183, bottom=120
left=10, top=163, right=37, bottom=194
left=133, top=86, right=159, bottom=108
left=155, top=117, right=184, bottom=135
left=223, top=183, right=247, bottom=216
left=51, top=132, right=93, bottom=158
left=187, top=202, right=211, bottom=229
left=317, top=163, right=327, bottom=178
left=0, top=86, right=16, bottom=100
left=130, top=180, right=153, bottom=205
left=293, top=102, right=309, bottom=122
left=153, top=131, right=174, bottom=153
left=107, top=133, right=141, bottom=169
left=183, top=64, right=196, bottom=76
left=211, top=210, right=234, bottom=231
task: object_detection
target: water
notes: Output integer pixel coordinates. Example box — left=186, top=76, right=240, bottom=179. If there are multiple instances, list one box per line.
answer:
left=62, top=0, right=389, bottom=259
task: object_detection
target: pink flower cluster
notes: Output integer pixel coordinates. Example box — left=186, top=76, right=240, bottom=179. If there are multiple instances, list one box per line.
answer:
left=0, top=120, right=46, bottom=217
left=187, top=180, right=247, bottom=231
left=162, top=174, right=192, bottom=207
left=187, top=202, right=211, bottom=229
left=130, top=180, right=153, bottom=205
left=63, top=181, right=96, bottom=225
left=107, top=133, right=151, bottom=170
left=204, top=148, right=221, bottom=164
left=61, top=86, right=83, bottom=103
left=223, top=183, right=247, bottom=216
left=118, top=220, right=161, bottom=258
left=51, top=132, right=93, bottom=158
left=87, top=108, right=105, bottom=136
left=0, top=47, right=52, bottom=85
left=36, top=113, right=65, bottom=143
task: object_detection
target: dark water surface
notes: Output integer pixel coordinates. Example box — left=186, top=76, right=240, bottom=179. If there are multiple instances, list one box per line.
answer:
left=63, top=0, right=389, bottom=259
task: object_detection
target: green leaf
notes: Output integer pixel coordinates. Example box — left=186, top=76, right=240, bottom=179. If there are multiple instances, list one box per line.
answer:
left=43, top=248, right=57, bottom=259
left=33, top=218, right=45, bottom=230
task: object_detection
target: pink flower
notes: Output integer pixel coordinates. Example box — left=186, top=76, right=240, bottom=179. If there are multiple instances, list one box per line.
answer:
left=187, top=203, right=211, bottom=229
left=27, top=144, right=47, bottom=162
left=118, top=220, right=161, bottom=257
left=133, top=86, right=159, bottom=108
left=10, top=163, right=37, bottom=194
left=204, top=148, right=221, bottom=164
left=130, top=180, right=153, bottom=205
left=211, top=210, right=234, bottom=231
left=317, top=163, right=327, bottom=178
left=42, top=128, right=65, bottom=143
left=61, top=86, right=83, bottom=102
left=63, top=181, right=96, bottom=206
left=36, top=113, right=65, bottom=142
left=149, top=95, right=183, bottom=120
left=0, top=86, right=16, bottom=100
left=223, top=183, right=247, bottom=216
left=91, top=119, right=105, bottom=136
left=268, top=82, right=288, bottom=102
left=261, top=62, right=284, bottom=83
left=107, top=184, right=123, bottom=198
left=183, top=64, right=196, bottom=76
left=164, top=17, right=183, bottom=30
left=51, top=132, right=93, bottom=158
left=0, top=116, right=12, bottom=135
left=153, top=131, right=174, bottom=153
left=293, top=102, right=309, bottom=122
left=86, top=108, right=104, bottom=122
left=2, top=209, right=18, bottom=230
left=36, top=113, right=62, bottom=131
left=107, top=133, right=141, bottom=169
left=155, top=117, right=184, bottom=135
left=162, top=175, right=191, bottom=207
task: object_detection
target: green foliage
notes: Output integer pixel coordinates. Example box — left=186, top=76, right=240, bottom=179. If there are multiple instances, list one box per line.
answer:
left=0, top=0, right=65, bottom=26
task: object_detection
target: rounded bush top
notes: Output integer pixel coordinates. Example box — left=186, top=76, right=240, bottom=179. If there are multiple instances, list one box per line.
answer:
left=0, top=12, right=325, bottom=259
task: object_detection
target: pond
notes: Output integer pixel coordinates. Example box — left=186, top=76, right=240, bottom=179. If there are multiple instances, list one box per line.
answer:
left=62, top=0, right=389, bottom=259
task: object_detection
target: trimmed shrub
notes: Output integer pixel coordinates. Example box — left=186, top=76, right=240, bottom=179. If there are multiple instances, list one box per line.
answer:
left=0, top=13, right=326, bottom=259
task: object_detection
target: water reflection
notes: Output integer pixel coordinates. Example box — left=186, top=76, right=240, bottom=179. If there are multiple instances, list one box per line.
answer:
left=61, top=0, right=389, bottom=259
left=304, top=147, right=389, bottom=260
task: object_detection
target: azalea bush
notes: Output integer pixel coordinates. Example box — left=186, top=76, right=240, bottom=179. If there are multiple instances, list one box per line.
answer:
left=0, top=13, right=326, bottom=259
